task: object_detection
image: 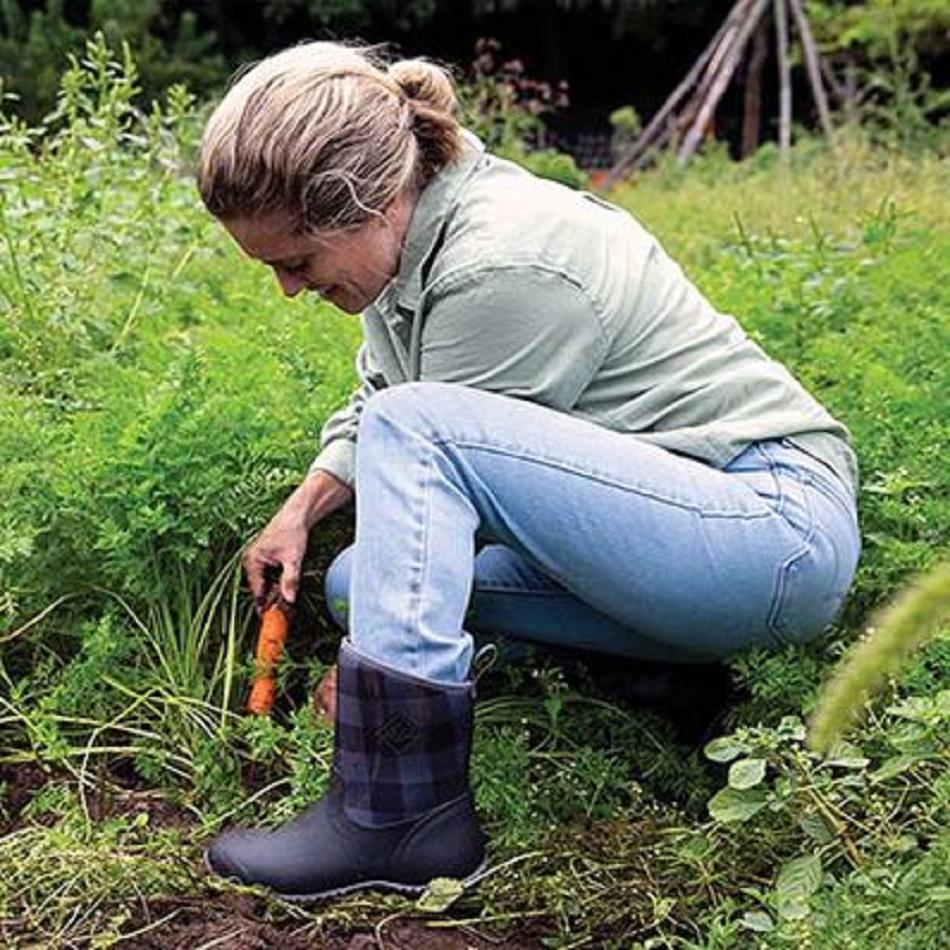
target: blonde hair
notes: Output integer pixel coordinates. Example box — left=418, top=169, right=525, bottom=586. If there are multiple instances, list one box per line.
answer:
left=197, top=42, right=464, bottom=232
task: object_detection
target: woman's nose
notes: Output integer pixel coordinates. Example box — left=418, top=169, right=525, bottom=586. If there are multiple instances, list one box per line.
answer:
left=275, top=268, right=306, bottom=298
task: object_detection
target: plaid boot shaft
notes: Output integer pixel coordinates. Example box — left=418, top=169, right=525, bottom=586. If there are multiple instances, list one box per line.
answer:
left=336, top=640, right=475, bottom=827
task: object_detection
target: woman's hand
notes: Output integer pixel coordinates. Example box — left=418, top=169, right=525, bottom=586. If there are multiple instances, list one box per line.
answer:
left=243, top=507, right=310, bottom=610
left=244, top=470, right=353, bottom=611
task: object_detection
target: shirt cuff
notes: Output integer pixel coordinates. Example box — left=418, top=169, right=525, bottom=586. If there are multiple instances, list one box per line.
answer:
left=307, top=439, right=356, bottom=488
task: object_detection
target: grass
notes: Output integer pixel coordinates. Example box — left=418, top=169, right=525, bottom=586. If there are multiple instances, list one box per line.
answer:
left=0, top=42, right=948, bottom=948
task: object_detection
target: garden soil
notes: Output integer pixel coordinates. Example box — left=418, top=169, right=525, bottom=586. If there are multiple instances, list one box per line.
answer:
left=130, top=897, right=542, bottom=949
left=1, top=761, right=542, bottom=949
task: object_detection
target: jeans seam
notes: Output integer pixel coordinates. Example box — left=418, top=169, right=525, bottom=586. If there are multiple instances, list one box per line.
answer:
left=432, top=437, right=772, bottom=520
left=475, top=584, right=569, bottom=596
left=764, top=461, right=818, bottom=643
left=404, top=439, right=434, bottom=672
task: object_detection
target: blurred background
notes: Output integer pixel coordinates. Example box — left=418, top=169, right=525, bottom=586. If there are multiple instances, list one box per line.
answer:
left=2, top=1, right=948, bottom=168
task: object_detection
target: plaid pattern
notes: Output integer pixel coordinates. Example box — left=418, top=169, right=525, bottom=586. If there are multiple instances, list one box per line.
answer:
left=335, top=640, right=474, bottom=828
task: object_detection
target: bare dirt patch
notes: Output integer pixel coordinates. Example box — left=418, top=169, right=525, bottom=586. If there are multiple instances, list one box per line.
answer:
left=127, top=896, right=543, bottom=949
left=0, top=760, right=51, bottom=832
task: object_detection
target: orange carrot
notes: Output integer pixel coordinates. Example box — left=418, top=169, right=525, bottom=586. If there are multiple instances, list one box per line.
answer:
left=246, top=601, right=291, bottom=715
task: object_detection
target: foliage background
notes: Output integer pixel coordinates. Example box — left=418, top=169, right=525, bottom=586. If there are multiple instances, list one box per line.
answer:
left=2, top=1, right=948, bottom=143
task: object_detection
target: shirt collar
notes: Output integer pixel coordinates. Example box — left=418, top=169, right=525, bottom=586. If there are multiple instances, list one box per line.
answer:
left=391, top=130, right=485, bottom=313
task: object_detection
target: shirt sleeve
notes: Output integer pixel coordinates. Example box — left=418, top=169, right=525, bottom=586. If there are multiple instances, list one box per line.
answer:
left=308, top=341, right=386, bottom=487
left=420, top=264, right=608, bottom=409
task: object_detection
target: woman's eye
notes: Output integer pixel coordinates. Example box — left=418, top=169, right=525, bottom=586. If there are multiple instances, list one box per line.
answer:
left=273, top=258, right=307, bottom=276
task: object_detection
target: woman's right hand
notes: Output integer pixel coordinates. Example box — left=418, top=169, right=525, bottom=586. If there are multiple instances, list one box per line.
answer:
left=244, top=470, right=353, bottom=611
left=243, top=506, right=310, bottom=610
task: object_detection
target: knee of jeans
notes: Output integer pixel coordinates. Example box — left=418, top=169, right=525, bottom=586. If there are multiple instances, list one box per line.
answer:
left=324, top=546, right=353, bottom=631
left=474, top=544, right=522, bottom=588
left=362, top=382, right=462, bottom=439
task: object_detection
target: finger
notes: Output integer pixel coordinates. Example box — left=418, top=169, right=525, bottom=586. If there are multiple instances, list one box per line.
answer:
left=243, top=551, right=273, bottom=613
left=280, top=560, right=301, bottom=605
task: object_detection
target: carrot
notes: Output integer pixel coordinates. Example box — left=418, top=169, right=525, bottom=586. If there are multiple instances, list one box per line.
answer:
left=246, top=600, right=291, bottom=715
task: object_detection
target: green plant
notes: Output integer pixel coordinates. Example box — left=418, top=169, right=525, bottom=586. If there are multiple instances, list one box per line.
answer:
left=810, top=562, right=950, bottom=753
left=457, top=38, right=585, bottom=187
left=808, top=0, right=950, bottom=151
left=499, top=144, right=588, bottom=189
left=701, top=682, right=949, bottom=938
left=0, top=1, right=226, bottom=124
left=609, top=103, right=641, bottom=164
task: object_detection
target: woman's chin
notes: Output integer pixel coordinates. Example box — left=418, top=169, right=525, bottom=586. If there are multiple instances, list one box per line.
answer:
left=335, top=287, right=373, bottom=314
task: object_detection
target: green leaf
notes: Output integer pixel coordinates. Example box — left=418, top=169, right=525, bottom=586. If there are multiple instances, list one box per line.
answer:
left=728, top=757, right=767, bottom=790
left=740, top=910, right=774, bottom=933
left=777, top=716, right=807, bottom=741
left=778, top=897, right=811, bottom=921
left=871, top=753, right=925, bottom=783
left=704, top=735, right=747, bottom=763
left=776, top=854, right=822, bottom=920
left=824, top=742, right=870, bottom=769
left=889, top=696, right=933, bottom=722
left=707, top=786, right=768, bottom=823
left=415, top=876, right=465, bottom=913
left=893, top=834, right=918, bottom=853
left=777, top=855, right=822, bottom=898
left=798, top=811, right=833, bottom=843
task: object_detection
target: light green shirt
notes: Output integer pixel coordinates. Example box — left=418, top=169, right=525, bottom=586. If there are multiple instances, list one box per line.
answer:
left=310, top=134, right=857, bottom=495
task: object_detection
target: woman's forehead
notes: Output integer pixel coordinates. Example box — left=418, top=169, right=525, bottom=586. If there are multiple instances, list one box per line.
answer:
left=224, top=213, right=313, bottom=263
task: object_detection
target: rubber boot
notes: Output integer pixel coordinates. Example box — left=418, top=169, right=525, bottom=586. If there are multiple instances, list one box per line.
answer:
left=204, top=639, right=487, bottom=900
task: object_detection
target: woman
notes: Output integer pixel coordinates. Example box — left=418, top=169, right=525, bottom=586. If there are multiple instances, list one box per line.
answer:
left=197, top=41, right=860, bottom=901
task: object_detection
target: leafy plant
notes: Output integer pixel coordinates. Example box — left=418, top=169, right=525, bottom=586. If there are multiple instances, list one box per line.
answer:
left=457, top=38, right=586, bottom=188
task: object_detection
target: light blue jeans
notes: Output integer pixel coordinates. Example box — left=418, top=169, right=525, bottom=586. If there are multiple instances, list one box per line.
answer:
left=324, top=382, right=860, bottom=683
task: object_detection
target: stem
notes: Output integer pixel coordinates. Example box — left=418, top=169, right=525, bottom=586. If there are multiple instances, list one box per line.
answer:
left=800, top=785, right=863, bottom=868
left=0, top=593, right=80, bottom=644
left=0, top=215, right=37, bottom=323
left=109, top=263, right=151, bottom=354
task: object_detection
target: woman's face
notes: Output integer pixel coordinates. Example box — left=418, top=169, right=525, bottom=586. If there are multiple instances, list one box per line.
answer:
left=224, top=197, right=414, bottom=314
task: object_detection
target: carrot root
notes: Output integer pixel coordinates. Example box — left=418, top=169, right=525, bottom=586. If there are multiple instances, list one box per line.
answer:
left=246, top=602, right=291, bottom=715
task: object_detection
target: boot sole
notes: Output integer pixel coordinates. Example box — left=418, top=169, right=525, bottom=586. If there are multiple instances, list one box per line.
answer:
left=202, top=850, right=488, bottom=903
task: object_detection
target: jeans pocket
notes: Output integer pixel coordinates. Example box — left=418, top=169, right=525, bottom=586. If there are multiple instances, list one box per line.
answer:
left=767, top=478, right=858, bottom=646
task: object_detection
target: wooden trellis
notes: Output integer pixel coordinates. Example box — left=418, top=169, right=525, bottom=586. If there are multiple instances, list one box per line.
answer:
left=606, top=0, right=834, bottom=185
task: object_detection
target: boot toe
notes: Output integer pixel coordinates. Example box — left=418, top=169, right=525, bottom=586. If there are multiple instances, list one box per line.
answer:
left=205, top=825, right=320, bottom=894
left=204, top=829, right=270, bottom=886
left=202, top=794, right=365, bottom=897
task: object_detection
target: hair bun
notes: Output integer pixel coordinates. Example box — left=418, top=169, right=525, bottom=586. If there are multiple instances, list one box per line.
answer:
left=388, top=59, right=457, bottom=114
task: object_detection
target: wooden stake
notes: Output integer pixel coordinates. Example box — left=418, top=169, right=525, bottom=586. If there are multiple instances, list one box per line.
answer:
left=677, top=0, right=770, bottom=168
left=631, top=122, right=674, bottom=172
left=692, top=1, right=752, bottom=108
left=819, top=56, right=847, bottom=107
left=673, top=0, right=760, bottom=151
left=741, top=16, right=769, bottom=158
left=789, top=0, right=834, bottom=139
left=774, top=0, right=792, bottom=159
left=605, top=0, right=751, bottom=185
